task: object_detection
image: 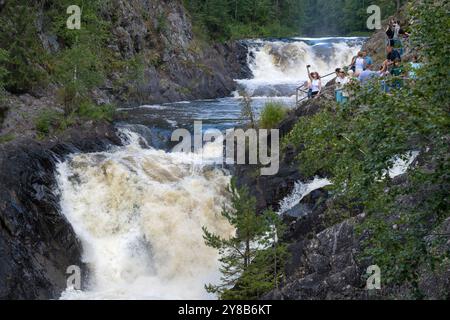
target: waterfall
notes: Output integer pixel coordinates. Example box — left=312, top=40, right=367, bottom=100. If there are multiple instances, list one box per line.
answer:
left=237, top=37, right=364, bottom=97
left=54, top=36, right=366, bottom=300
left=56, top=129, right=235, bottom=300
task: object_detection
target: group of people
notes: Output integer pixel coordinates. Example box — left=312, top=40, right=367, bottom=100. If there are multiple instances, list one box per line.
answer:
left=303, top=19, right=421, bottom=104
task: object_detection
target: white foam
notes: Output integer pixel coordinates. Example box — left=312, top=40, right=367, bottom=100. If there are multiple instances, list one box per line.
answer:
left=238, top=38, right=361, bottom=96
left=278, top=177, right=332, bottom=215
left=56, top=129, right=235, bottom=300
left=386, top=151, right=420, bottom=179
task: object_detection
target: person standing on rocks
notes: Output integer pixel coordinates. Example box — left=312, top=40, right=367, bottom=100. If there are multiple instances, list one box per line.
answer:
left=352, top=52, right=366, bottom=77
left=307, top=65, right=322, bottom=99
left=383, top=45, right=401, bottom=70
left=363, top=51, right=373, bottom=70
left=335, top=70, right=349, bottom=104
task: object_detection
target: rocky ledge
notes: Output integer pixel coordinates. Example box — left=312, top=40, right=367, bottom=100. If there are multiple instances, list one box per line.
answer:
left=0, top=122, right=121, bottom=299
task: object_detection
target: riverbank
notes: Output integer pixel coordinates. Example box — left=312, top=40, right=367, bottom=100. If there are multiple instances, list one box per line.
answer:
left=0, top=0, right=250, bottom=142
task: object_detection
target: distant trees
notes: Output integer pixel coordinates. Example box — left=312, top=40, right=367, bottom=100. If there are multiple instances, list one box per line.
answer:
left=184, top=0, right=305, bottom=39
left=184, top=0, right=402, bottom=39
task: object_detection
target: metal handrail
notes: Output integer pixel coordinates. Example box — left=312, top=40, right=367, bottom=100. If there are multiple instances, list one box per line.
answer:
left=295, top=70, right=339, bottom=106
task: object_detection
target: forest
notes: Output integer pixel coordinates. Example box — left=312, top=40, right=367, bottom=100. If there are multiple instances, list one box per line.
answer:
left=184, top=0, right=407, bottom=39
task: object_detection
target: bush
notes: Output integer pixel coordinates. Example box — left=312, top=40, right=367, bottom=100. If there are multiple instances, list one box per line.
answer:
left=35, top=109, right=64, bottom=136
left=77, top=102, right=115, bottom=121
left=282, top=1, right=450, bottom=295
left=0, top=49, right=9, bottom=97
left=259, top=102, right=288, bottom=129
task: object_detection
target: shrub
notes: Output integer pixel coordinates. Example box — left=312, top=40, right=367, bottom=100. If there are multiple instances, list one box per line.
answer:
left=77, top=102, right=115, bottom=121
left=35, top=109, right=64, bottom=136
left=259, top=102, right=288, bottom=129
left=281, top=1, right=450, bottom=295
left=0, top=49, right=9, bottom=98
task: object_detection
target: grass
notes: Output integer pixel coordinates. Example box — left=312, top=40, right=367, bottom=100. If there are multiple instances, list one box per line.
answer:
left=259, top=102, right=288, bottom=129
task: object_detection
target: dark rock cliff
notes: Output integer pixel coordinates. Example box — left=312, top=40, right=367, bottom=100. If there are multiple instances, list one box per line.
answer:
left=0, top=0, right=251, bottom=139
left=0, top=122, right=121, bottom=299
left=97, top=0, right=251, bottom=137
left=98, top=0, right=251, bottom=106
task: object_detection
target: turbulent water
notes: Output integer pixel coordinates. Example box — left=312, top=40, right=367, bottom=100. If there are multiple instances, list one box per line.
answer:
left=57, top=130, right=234, bottom=299
left=238, top=37, right=364, bottom=97
left=118, top=37, right=365, bottom=133
left=278, top=178, right=332, bottom=216
left=55, top=37, right=364, bottom=300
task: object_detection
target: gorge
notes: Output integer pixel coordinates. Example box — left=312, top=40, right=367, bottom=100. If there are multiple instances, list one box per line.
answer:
left=0, top=0, right=448, bottom=301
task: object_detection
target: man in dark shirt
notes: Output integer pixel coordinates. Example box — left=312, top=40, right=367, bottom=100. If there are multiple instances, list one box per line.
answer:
left=386, top=45, right=401, bottom=63
left=387, top=46, right=401, bottom=61
left=382, top=46, right=401, bottom=71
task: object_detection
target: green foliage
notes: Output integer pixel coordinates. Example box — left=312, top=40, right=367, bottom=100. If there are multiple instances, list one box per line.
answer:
left=283, top=0, right=449, bottom=294
left=117, top=54, right=150, bottom=101
left=53, top=40, right=105, bottom=115
left=0, top=0, right=113, bottom=118
left=47, top=0, right=110, bottom=115
left=35, top=109, right=66, bottom=137
left=0, top=48, right=9, bottom=92
left=156, top=13, right=169, bottom=34
left=46, top=0, right=111, bottom=47
left=0, top=49, right=8, bottom=101
left=77, top=102, right=115, bottom=121
left=184, top=0, right=401, bottom=40
left=203, top=178, right=288, bottom=300
left=259, top=102, right=288, bottom=129
left=184, top=0, right=305, bottom=40
left=0, top=1, right=50, bottom=93
left=35, top=102, right=114, bottom=138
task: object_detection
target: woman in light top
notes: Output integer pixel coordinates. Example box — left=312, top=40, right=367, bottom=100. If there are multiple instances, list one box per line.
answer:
left=352, top=51, right=366, bottom=77
left=306, top=65, right=322, bottom=99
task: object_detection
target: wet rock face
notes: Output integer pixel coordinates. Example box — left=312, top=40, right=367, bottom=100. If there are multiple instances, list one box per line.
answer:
left=0, top=123, right=121, bottom=299
left=266, top=217, right=368, bottom=300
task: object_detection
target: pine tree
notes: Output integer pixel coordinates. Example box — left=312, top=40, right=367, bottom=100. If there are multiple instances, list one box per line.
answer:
left=203, top=178, right=288, bottom=300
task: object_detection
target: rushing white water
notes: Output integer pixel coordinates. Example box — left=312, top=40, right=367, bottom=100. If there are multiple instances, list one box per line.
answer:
left=237, top=37, right=364, bottom=97
left=56, top=129, right=235, bottom=300
left=55, top=37, right=365, bottom=300
left=386, top=151, right=420, bottom=179
left=278, top=177, right=332, bottom=215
